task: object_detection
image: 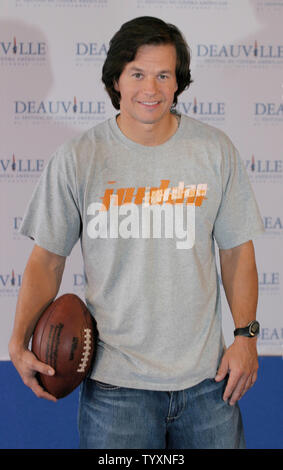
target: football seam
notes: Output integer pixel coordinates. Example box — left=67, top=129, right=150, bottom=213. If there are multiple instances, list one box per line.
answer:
left=77, top=328, right=92, bottom=373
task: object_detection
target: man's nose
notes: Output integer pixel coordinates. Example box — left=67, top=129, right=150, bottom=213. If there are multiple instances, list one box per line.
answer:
left=142, top=77, right=158, bottom=94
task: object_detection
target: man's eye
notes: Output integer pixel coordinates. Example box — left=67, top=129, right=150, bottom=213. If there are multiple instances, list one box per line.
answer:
left=159, top=74, right=168, bottom=80
left=133, top=73, right=143, bottom=79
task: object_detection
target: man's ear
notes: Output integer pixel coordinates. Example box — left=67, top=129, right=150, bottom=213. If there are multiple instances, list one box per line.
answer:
left=113, top=79, right=119, bottom=92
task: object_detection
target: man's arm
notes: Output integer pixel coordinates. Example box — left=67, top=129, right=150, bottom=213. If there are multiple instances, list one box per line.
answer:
left=9, top=244, right=66, bottom=402
left=215, top=240, right=259, bottom=405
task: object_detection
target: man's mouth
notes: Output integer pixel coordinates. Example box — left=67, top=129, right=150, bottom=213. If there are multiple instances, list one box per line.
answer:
left=138, top=101, right=160, bottom=108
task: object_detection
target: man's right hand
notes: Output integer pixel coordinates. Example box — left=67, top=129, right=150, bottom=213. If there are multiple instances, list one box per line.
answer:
left=9, top=343, right=57, bottom=402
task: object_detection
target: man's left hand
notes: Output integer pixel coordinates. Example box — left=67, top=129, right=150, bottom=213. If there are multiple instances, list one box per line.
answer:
left=215, top=337, right=258, bottom=405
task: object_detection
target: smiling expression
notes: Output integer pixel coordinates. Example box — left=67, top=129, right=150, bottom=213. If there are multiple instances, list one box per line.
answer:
left=114, top=43, right=178, bottom=127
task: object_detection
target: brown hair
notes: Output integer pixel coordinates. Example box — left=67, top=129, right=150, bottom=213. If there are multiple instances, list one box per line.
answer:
left=102, top=16, right=193, bottom=110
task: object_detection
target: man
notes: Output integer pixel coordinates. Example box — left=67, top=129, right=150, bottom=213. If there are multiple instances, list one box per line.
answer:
left=9, top=17, right=264, bottom=449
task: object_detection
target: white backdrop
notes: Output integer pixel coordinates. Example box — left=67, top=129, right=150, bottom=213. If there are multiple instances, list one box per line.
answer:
left=1, top=0, right=282, bottom=359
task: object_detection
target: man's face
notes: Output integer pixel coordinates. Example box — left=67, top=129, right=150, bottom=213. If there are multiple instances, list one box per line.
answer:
left=114, top=43, right=178, bottom=126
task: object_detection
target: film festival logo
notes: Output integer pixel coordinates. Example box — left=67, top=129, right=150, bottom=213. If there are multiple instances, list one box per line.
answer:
left=73, top=273, right=86, bottom=295
left=136, top=0, right=229, bottom=9
left=15, top=0, right=108, bottom=7
left=0, top=270, right=22, bottom=297
left=255, top=0, right=283, bottom=14
left=245, top=154, right=283, bottom=183
left=0, top=154, right=44, bottom=182
left=259, top=272, right=280, bottom=295
left=262, top=215, right=283, bottom=239
left=75, top=42, right=108, bottom=66
left=195, top=40, right=283, bottom=68
left=258, top=322, right=283, bottom=349
left=258, top=326, right=283, bottom=349
left=0, top=37, right=47, bottom=66
left=253, top=102, right=283, bottom=125
left=176, top=97, right=226, bottom=125
left=12, top=217, right=23, bottom=240
left=14, top=97, right=106, bottom=126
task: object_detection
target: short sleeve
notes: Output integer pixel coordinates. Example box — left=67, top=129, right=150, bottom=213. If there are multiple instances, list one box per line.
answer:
left=19, top=147, right=82, bottom=256
left=213, top=142, right=264, bottom=250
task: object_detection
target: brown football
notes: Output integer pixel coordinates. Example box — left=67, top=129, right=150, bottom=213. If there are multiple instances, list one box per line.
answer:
left=31, top=293, right=97, bottom=399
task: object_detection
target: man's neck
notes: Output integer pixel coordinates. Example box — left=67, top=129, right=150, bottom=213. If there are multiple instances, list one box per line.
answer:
left=116, top=112, right=179, bottom=147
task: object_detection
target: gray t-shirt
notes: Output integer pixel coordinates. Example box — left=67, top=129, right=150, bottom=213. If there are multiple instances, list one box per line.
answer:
left=19, top=113, right=264, bottom=391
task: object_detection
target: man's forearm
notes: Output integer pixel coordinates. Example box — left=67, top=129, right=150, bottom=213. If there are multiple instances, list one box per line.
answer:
left=9, top=245, right=66, bottom=351
left=219, top=240, right=259, bottom=328
left=216, top=240, right=259, bottom=405
left=9, top=245, right=66, bottom=402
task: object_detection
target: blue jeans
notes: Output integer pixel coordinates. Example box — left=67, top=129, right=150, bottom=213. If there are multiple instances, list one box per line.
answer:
left=78, top=376, right=246, bottom=449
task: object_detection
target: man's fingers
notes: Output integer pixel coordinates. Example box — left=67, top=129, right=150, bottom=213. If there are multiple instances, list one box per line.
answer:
left=24, top=351, right=55, bottom=377
left=10, top=347, right=57, bottom=401
left=29, top=377, right=57, bottom=402
left=224, top=371, right=258, bottom=405
left=27, top=358, right=57, bottom=401
left=33, top=358, right=55, bottom=377
left=215, top=356, right=229, bottom=382
left=251, top=370, right=258, bottom=385
left=239, top=371, right=258, bottom=400
left=229, top=376, right=249, bottom=405
left=223, top=371, right=246, bottom=404
left=19, top=350, right=57, bottom=401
